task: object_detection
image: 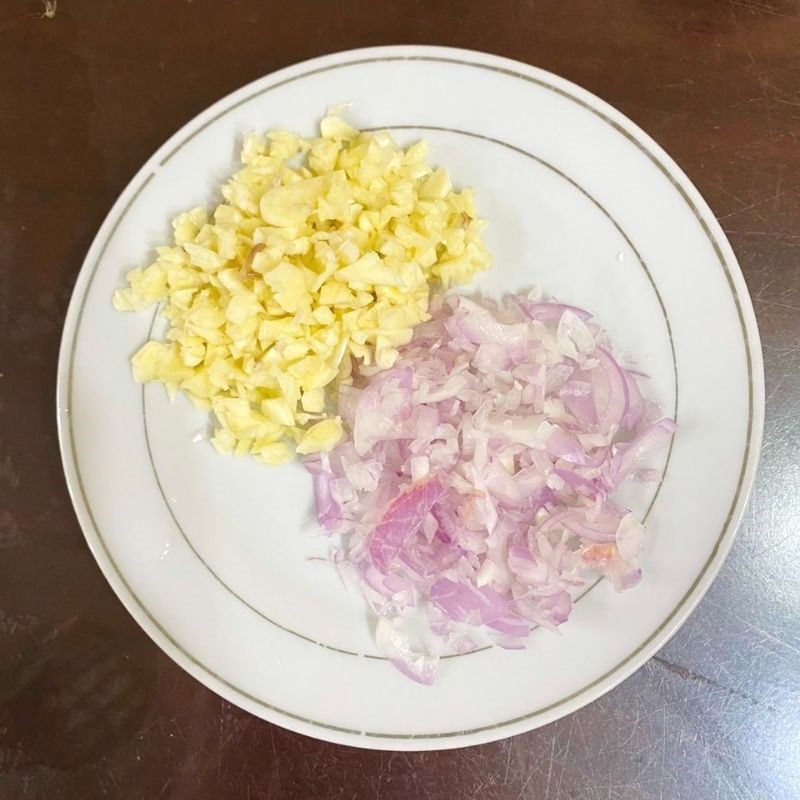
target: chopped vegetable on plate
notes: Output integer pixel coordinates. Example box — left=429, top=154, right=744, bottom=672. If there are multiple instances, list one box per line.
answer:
left=306, top=292, right=675, bottom=683
left=113, top=117, right=491, bottom=463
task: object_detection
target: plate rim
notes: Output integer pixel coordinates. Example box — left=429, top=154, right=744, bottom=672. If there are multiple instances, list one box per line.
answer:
left=56, top=44, right=765, bottom=750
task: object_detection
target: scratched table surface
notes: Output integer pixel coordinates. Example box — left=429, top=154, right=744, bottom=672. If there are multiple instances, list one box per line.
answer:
left=1, top=1, right=799, bottom=798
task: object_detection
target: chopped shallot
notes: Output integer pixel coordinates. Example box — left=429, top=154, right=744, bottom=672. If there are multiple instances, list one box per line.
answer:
left=306, top=293, right=675, bottom=682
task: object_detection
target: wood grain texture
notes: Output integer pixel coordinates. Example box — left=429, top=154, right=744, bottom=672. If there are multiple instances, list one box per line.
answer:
left=0, top=1, right=798, bottom=798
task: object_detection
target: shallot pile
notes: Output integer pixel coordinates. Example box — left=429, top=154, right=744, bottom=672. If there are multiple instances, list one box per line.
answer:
left=306, top=292, right=675, bottom=683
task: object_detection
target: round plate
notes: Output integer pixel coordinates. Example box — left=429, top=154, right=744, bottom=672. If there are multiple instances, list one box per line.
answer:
left=57, top=46, right=764, bottom=750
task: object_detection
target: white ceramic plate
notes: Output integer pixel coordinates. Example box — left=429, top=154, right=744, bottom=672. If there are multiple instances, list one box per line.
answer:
left=57, top=46, right=764, bottom=750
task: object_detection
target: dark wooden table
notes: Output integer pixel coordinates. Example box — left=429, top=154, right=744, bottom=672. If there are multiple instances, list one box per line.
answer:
left=1, top=1, right=799, bottom=798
